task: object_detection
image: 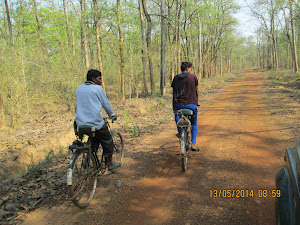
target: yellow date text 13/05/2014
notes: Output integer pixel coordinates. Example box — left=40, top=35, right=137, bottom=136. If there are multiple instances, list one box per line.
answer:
left=210, top=189, right=281, bottom=198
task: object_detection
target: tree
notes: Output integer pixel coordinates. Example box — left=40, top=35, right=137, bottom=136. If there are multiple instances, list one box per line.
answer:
left=117, top=0, right=125, bottom=100
left=160, top=0, right=166, bottom=95
left=142, top=0, right=155, bottom=95
left=93, top=0, right=106, bottom=92
left=0, top=93, right=5, bottom=129
left=176, top=0, right=182, bottom=74
left=4, top=0, right=13, bottom=47
left=138, top=0, right=149, bottom=95
left=80, top=0, right=89, bottom=70
left=289, top=0, right=299, bottom=73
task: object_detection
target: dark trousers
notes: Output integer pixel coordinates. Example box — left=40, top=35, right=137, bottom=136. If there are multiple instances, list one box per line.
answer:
left=91, top=124, right=114, bottom=155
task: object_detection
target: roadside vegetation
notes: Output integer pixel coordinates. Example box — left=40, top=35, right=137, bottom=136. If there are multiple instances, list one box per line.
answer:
left=266, top=69, right=300, bottom=103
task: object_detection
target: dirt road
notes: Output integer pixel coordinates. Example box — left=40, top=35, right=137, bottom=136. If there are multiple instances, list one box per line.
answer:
left=22, top=70, right=299, bottom=225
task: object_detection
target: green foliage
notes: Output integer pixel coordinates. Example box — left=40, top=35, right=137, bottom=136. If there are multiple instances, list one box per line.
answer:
left=156, top=99, right=165, bottom=107
left=123, top=110, right=132, bottom=126
left=27, top=149, right=55, bottom=178
left=130, top=124, right=139, bottom=137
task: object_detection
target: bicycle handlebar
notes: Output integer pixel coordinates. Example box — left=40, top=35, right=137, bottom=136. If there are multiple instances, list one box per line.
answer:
left=103, top=116, right=117, bottom=123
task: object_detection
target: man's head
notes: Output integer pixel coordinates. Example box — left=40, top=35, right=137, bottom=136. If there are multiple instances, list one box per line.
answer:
left=181, top=62, right=192, bottom=73
left=87, top=69, right=102, bottom=85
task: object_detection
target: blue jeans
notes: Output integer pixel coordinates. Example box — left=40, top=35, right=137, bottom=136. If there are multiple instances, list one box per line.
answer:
left=174, top=104, right=198, bottom=144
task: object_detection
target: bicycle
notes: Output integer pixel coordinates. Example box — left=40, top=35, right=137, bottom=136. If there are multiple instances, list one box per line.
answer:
left=67, top=117, right=124, bottom=208
left=176, top=109, right=193, bottom=172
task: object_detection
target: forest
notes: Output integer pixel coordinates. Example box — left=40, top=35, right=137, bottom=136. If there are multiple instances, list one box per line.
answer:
left=0, top=0, right=299, bottom=128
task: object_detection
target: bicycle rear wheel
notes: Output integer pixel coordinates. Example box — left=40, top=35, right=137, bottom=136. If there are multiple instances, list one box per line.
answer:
left=112, top=132, right=124, bottom=164
left=186, top=129, right=191, bottom=152
left=67, top=149, right=97, bottom=208
left=180, top=128, right=188, bottom=172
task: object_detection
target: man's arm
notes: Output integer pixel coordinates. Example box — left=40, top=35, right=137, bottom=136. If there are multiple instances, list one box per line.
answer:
left=97, top=86, right=115, bottom=118
left=195, top=75, right=200, bottom=106
left=196, top=88, right=200, bottom=106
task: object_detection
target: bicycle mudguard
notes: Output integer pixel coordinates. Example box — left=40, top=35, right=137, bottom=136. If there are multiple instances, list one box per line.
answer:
left=67, top=148, right=91, bottom=186
left=275, top=166, right=296, bottom=225
left=67, top=152, right=79, bottom=186
left=177, top=117, right=191, bottom=127
left=285, top=146, right=299, bottom=194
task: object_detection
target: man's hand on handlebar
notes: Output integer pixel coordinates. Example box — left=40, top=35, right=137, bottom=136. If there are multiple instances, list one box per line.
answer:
left=112, top=115, right=118, bottom=122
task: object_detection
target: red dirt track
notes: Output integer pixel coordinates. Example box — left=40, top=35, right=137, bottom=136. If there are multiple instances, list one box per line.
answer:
left=22, top=70, right=298, bottom=225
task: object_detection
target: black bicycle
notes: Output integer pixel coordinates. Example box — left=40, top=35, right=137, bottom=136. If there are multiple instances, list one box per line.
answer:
left=176, top=109, right=193, bottom=172
left=67, top=117, right=124, bottom=208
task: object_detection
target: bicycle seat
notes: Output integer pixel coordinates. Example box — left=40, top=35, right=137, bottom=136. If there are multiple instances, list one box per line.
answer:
left=179, top=109, right=193, bottom=116
left=77, top=125, right=96, bottom=139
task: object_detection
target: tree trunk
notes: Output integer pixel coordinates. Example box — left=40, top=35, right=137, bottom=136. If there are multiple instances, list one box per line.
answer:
left=138, top=0, right=149, bottom=95
left=80, top=0, right=89, bottom=70
left=32, top=0, right=47, bottom=55
left=142, top=0, right=155, bottom=95
left=93, top=0, right=106, bottom=92
left=32, top=0, right=49, bottom=77
left=4, top=0, right=13, bottom=47
left=160, top=0, right=166, bottom=96
left=117, top=0, right=125, bottom=100
left=290, top=1, right=299, bottom=73
left=128, top=22, right=133, bottom=100
left=271, top=13, right=278, bottom=70
left=197, top=15, right=202, bottom=79
left=0, top=93, right=5, bottom=129
left=71, top=28, right=76, bottom=58
left=129, top=42, right=134, bottom=100
left=63, top=0, right=72, bottom=54
left=176, top=0, right=182, bottom=74
left=220, top=51, right=223, bottom=76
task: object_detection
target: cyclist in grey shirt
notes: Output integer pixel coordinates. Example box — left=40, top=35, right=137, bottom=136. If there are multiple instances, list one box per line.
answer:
left=75, top=69, right=120, bottom=172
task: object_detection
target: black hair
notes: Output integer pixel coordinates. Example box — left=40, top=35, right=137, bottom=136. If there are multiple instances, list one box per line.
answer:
left=87, top=69, right=101, bottom=81
left=181, top=62, right=192, bottom=72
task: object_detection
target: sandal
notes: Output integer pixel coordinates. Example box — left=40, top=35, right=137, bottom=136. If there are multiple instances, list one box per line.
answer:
left=191, top=147, right=199, bottom=152
left=108, top=162, right=121, bottom=173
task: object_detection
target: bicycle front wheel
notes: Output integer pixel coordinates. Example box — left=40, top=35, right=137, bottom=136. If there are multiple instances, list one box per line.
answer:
left=67, top=149, right=97, bottom=209
left=97, top=145, right=107, bottom=175
left=112, top=132, right=124, bottom=164
left=180, top=128, right=188, bottom=172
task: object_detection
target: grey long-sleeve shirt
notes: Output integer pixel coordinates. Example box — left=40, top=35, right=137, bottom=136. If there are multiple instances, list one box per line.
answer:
left=75, top=83, right=115, bottom=130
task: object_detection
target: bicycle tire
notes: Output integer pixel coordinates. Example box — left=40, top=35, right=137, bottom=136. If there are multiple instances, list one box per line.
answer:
left=180, top=128, right=187, bottom=172
left=112, top=132, right=124, bottom=164
left=67, top=148, right=97, bottom=209
left=275, top=167, right=295, bottom=225
left=186, top=128, right=191, bottom=152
